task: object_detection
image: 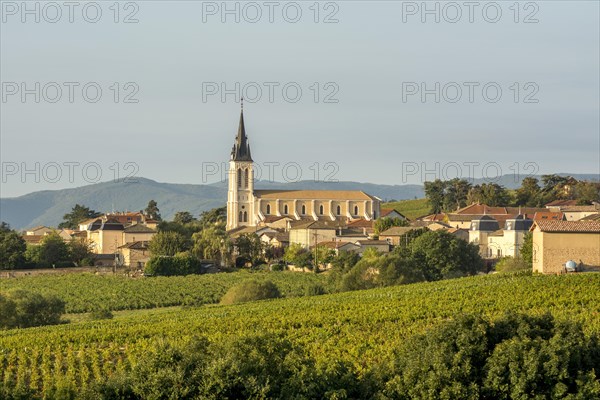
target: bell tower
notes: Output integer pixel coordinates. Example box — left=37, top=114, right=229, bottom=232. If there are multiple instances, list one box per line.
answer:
left=227, top=99, right=255, bottom=230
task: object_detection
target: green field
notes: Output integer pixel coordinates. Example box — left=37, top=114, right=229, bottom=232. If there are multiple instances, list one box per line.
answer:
left=1, top=272, right=599, bottom=398
left=383, top=198, right=431, bottom=220
left=0, top=271, right=330, bottom=313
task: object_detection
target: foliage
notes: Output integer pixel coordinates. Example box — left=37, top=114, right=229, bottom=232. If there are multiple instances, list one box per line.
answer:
left=234, top=233, right=263, bottom=264
left=0, top=222, right=26, bottom=269
left=520, top=232, right=533, bottom=266
left=89, top=308, right=114, bottom=320
left=385, top=313, right=600, bottom=399
left=220, top=280, right=281, bottom=305
left=467, top=183, right=512, bottom=207
left=0, top=271, right=330, bottom=313
left=58, top=204, right=101, bottom=229
left=68, top=238, right=93, bottom=266
left=144, top=199, right=161, bottom=221
left=495, top=256, right=530, bottom=273
left=148, top=231, right=187, bottom=256
left=38, top=232, right=70, bottom=267
left=314, top=245, right=335, bottom=269
left=173, top=211, right=195, bottom=224
left=0, top=290, right=65, bottom=329
left=0, top=273, right=599, bottom=398
left=515, top=177, right=542, bottom=206
left=374, top=217, right=409, bottom=235
left=144, top=254, right=203, bottom=276
left=283, top=243, right=312, bottom=269
left=191, top=222, right=230, bottom=265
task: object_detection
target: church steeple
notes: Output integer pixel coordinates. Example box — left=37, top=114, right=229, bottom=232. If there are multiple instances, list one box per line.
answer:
left=230, top=98, right=253, bottom=161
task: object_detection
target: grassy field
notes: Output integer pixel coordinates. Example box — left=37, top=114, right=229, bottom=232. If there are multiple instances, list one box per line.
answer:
left=1, top=272, right=599, bottom=397
left=0, top=270, right=331, bottom=313
left=382, top=198, right=431, bottom=220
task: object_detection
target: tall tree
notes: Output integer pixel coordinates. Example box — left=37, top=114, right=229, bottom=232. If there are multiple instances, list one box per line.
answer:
left=58, top=204, right=101, bottom=229
left=443, top=178, right=472, bottom=211
left=515, top=177, right=541, bottom=206
left=148, top=231, right=187, bottom=256
left=424, top=179, right=447, bottom=214
left=468, top=183, right=511, bottom=206
left=0, top=222, right=26, bottom=269
left=173, top=211, right=195, bottom=225
left=144, top=200, right=162, bottom=221
left=38, top=232, right=70, bottom=266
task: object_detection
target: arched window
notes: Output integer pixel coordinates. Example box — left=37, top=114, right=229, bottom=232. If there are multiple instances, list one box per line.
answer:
left=354, top=205, right=359, bottom=216
left=239, top=211, right=243, bottom=222
left=237, top=168, right=242, bottom=188
left=266, top=204, right=271, bottom=215
left=244, top=168, right=249, bottom=189
left=243, top=211, right=248, bottom=223
left=284, top=205, right=289, bottom=214
left=319, top=205, right=324, bottom=215
left=336, top=205, right=341, bottom=216
left=301, top=205, right=306, bottom=215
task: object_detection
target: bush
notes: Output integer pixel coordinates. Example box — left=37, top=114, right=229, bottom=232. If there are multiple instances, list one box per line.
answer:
left=270, top=263, right=285, bottom=272
left=220, top=280, right=281, bottom=305
left=89, top=308, right=114, bottom=320
left=144, top=254, right=203, bottom=276
left=305, top=284, right=326, bottom=296
left=0, top=290, right=65, bottom=329
left=494, top=256, right=530, bottom=273
left=384, top=312, right=600, bottom=399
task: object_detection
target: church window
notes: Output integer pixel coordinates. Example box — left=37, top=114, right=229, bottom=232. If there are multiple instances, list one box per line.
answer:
left=319, top=205, right=324, bottom=215
left=354, top=205, right=359, bottom=216
left=243, top=211, right=248, bottom=222
left=266, top=204, right=271, bottom=215
left=244, top=168, right=249, bottom=188
left=237, top=168, right=242, bottom=188
left=336, top=205, right=341, bottom=216
left=284, top=205, right=289, bottom=214
left=239, top=211, right=243, bottom=222
left=301, top=205, right=306, bottom=215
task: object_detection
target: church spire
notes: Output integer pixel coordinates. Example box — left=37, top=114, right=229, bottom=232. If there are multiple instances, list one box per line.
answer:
left=231, top=97, right=253, bottom=161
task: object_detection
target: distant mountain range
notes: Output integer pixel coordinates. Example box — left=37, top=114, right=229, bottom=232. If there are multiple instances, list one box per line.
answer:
left=1, top=173, right=597, bottom=230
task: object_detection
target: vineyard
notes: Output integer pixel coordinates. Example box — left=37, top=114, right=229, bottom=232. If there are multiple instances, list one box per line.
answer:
left=0, top=271, right=331, bottom=313
left=1, top=272, right=600, bottom=398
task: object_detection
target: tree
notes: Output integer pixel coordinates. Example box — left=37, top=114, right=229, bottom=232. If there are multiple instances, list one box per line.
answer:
left=144, top=200, right=161, bottom=221
left=424, top=179, right=446, bottom=213
left=283, top=243, right=312, bottom=269
left=38, top=232, right=70, bottom=267
left=144, top=254, right=203, bottom=276
left=148, top=231, right=187, bottom=257
left=314, top=245, right=335, bottom=269
left=68, top=238, right=93, bottom=266
left=467, top=183, right=511, bottom=206
left=0, top=222, right=26, bottom=269
left=173, top=211, right=195, bottom=224
left=574, top=181, right=600, bottom=204
left=58, top=204, right=101, bottom=229
left=515, top=177, right=541, bottom=206
left=520, top=232, right=533, bottom=266
left=409, top=230, right=483, bottom=281
left=234, top=234, right=263, bottom=265
left=374, top=217, right=409, bottom=235
left=0, top=290, right=65, bottom=329
left=198, top=206, right=227, bottom=227
left=443, top=178, right=472, bottom=211
left=191, top=222, right=231, bottom=264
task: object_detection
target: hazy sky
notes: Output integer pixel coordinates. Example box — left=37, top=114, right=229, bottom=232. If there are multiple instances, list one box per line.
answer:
left=1, top=0, right=599, bottom=197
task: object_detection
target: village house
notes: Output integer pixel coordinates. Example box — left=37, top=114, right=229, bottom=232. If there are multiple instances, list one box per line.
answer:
left=531, top=220, right=600, bottom=274
left=117, top=241, right=151, bottom=269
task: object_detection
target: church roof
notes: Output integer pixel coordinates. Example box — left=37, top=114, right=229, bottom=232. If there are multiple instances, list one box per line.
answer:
left=254, top=190, right=377, bottom=201
left=230, top=102, right=252, bottom=162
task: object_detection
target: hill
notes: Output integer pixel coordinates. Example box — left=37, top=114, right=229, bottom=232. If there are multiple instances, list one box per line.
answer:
left=382, top=198, right=431, bottom=220
left=1, top=272, right=599, bottom=398
left=0, top=177, right=423, bottom=229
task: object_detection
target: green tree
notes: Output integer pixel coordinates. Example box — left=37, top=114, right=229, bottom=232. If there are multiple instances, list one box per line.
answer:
left=515, top=177, right=541, bottom=206
left=409, top=230, right=483, bottom=281
left=0, top=290, right=65, bottom=329
left=520, top=232, right=533, bottom=266
left=424, top=179, right=446, bottom=213
left=38, top=232, right=70, bottom=267
left=68, top=238, right=92, bottom=266
left=198, top=206, right=227, bottom=227
left=148, top=231, right=187, bottom=256
left=144, top=254, right=203, bottom=276
left=443, top=178, right=472, bottom=211
left=173, top=211, right=195, bottom=224
left=58, top=204, right=101, bottom=229
left=0, top=222, right=26, bottom=269
left=467, top=183, right=511, bottom=206
left=144, top=199, right=162, bottom=221
left=574, top=181, right=600, bottom=204
left=283, top=243, right=312, bottom=269
left=235, top=233, right=263, bottom=265
left=191, top=222, right=231, bottom=264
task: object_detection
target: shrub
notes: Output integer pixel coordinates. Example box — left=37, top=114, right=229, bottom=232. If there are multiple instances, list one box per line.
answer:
left=270, top=263, right=285, bottom=272
left=89, top=308, right=114, bottom=320
left=0, top=290, right=65, bottom=329
left=305, top=284, right=326, bottom=296
left=144, top=254, right=203, bottom=276
left=220, top=280, right=281, bottom=305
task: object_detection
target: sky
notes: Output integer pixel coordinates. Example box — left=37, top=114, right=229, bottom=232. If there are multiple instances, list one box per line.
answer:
left=1, top=0, right=599, bottom=197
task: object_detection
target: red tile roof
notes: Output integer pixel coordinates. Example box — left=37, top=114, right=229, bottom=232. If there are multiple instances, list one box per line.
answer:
left=545, top=199, right=578, bottom=207
left=533, top=212, right=565, bottom=221
left=532, top=220, right=600, bottom=233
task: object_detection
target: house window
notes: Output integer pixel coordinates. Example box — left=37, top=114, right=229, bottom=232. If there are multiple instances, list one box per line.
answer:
left=336, top=205, right=341, bottom=216
left=497, top=248, right=501, bottom=257
left=237, top=168, right=242, bottom=188
left=301, top=205, right=306, bottom=215
left=354, top=205, right=359, bottom=216
left=244, top=168, right=249, bottom=188
left=284, top=205, right=289, bottom=214
left=266, top=204, right=271, bottom=215
left=319, top=205, right=324, bottom=215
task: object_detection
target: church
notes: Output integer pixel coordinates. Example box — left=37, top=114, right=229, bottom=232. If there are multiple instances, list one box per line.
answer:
left=226, top=103, right=382, bottom=231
